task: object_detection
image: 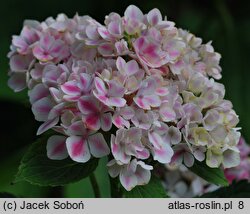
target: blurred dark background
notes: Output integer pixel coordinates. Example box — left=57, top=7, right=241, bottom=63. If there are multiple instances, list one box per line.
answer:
left=0, top=0, right=249, bottom=197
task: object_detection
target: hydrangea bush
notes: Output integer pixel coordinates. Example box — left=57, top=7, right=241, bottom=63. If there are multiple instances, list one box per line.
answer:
left=8, top=5, right=242, bottom=195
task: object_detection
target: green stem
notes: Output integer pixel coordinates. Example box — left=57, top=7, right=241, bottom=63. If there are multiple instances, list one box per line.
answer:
left=109, top=176, right=121, bottom=198
left=89, top=173, right=101, bottom=198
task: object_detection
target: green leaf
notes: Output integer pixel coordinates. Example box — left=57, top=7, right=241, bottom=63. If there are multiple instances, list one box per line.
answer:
left=189, top=161, right=228, bottom=186
left=199, top=180, right=250, bottom=198
left=15, top=139, right=99, bottom=186
left=123, top=177, right=168, bottom=198
left=0, top=192, right=17, bottom=198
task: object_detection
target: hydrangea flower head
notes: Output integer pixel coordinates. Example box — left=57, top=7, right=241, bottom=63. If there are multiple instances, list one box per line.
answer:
left=8, top=5, right=241, bottom=191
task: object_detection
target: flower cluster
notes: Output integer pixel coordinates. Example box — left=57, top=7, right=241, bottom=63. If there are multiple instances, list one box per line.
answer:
left=8, top=5, right=241, bottom=191
left=163, top=137, right=250, bottom=197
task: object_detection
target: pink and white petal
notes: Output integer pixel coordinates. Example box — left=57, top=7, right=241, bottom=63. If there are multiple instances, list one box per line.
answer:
left=50, top=40, right=65, bottom=57
left=148, top=131, right=163, bottom=149
left=160, top=105, right=176, bottom=122
left=93, top=91, right=108, bottom=105
left=133, top=97, right=150, bottom=110
left=97, top=26, right=113, bottom=40
left=125, top=60, right=139, bottom=76
left=61, top=81, right=81, bottom=96
left=8, top=72, right=27, bottom=92
left=144, top=95, right=161, bottom=107
left=48, top=102, right=65, bottom=120
left=223, top=150, right=240, bottom=168
left=28, top=83, right=49, bottom=104
left=136, top=149, right=150, bottom=160
left=108, top=21, right=123, bottom=36
left=107, top=97, right=126, bottom=107
left=33, top=45, right=53, bottom=62
left=183, top=152, right=195, bottom=167
left=153, top=144, right=174, bottom=164
left=88, top=133, right=110, bottom=158
left=37, top=117, right=59, bottom=135
left=193, top=149, right=205, bottom=162
left=147, top=8, right=162, bottom=26
left=77, top=96, right=98, bottom=114
left=116, top=56, right=126, bottom=72
left=107, top=160, right=122, bottom=178
left=32, top=97, right=54, bottom=121
left=121, top=106, right=134, bottom=119
left=10, top=54, right=32, bottom=71
left=63, top=94, right=81, bottom=102
left=101, top=112, right=112, bottom=131
left=66, top=136, right=90, bottom=163
left=156, top=87, right=169, bottom=96
left=135, top=164, right=151, bottom=186
left=47, top=135, right=68, bottom=160
left=30, top=64, right=44, bottom=80
left=94, top=77, right=107, bottom=95
left=108, top=80, right=125, bottom=97
left=98, top=43, right=114, bottom=56
left=124, top=5, right=144, bottom=21
left=49, top=87, right=63, bottom=103
left=84, top=114, right=101, bottom=131
left=79, top=73, right=92, bottom=92
left=67, top=121, right=85, bottom=136
left=40, top=33, right=53, bottom=50
left=120, top=168, right=138, bottom=191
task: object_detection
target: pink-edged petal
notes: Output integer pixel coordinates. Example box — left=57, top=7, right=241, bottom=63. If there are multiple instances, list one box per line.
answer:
left=153, top=144, right=174, bottom=164
left=32, top=97, right=54, bottom=121
left=120, top=168, right=138, bottom=191
left=107, top=97, right=126, bottom=107
left=125, top=60, right=139, bottom=76
left=88, top=133, right=110, bottom=158
left=47, top=135, right=68, bottom=160
left=94, top=77, right=107, bottom=95
left=147, top=8, right=162, bottom=26
left=101, top=112, right=112, bottom=131
left=66, top=136, right=90, bottom=163
left=28, top=83, right=49, bottom=104
left=61, top=81, right=81, bottom=96
left=37, top=117, right=59, bottom=135
left=77, top=96, right=98, bottom=114
left=8, top=72, right=27, bottom=92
